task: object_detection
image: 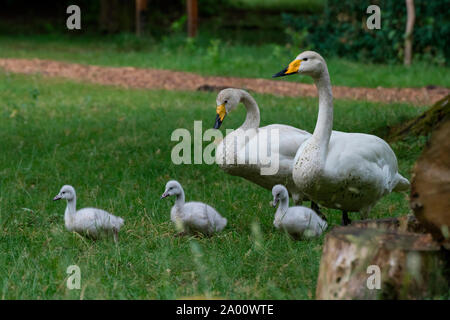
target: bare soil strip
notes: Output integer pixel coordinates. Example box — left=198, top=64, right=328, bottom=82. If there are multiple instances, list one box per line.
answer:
left=0, top=58, right=448, bottom=105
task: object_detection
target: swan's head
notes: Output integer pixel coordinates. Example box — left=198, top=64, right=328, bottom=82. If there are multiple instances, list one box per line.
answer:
left=273, top=51, right=326, bottom=79
left=271, top=184, right=288, bottom=207
left=213, top=88, right=244, bottom=129
left=53, top=185, right=76, bottom=201
left=161, top=180, right=183, bottom=199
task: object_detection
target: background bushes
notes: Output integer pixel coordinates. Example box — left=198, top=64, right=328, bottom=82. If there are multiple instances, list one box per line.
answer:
left=282, top=0, right=449, bottom=65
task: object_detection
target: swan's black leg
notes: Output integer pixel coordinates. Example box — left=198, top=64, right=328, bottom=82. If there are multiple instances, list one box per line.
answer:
left=341, top=211, right=352, bottom=226
left=311, top=202, right=327, bottom=221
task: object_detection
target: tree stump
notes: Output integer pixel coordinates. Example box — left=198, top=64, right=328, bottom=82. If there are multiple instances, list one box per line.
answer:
left=316, top=226, right=448, bottom=299
left=411, top=118, right=450, bottom=248
left=351, top=215, right=426, bottom=233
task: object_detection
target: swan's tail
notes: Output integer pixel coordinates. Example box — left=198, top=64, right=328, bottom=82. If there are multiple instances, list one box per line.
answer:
left=393, top=173, right=410, bottom=192
left=215, top=216, right=227, bottom=232
left=111, top=215, right=125, bottom=231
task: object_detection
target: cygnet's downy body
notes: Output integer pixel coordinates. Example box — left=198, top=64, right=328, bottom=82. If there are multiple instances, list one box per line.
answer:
left=161, top=180, right=227, bottom=235
left=53, top=185, right=124, bottom=242
left=271, top=184, right=327, bottom=239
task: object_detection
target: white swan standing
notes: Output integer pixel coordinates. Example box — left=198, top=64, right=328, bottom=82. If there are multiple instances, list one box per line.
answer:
left=160, top=180, right=227, bottom=235
left=271, top=185, right=327, bottom=239
left=273, top=51, right=410, bottom=225
left=53, top=185, right=124, bottom=242
left=213, top=88, right=324, bottom=214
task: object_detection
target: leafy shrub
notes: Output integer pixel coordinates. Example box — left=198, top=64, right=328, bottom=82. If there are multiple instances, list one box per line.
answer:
left=282, top=0, right=449, bottom=65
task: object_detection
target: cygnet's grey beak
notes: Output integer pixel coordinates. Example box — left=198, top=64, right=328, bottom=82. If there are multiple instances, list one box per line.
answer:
left=53, top=195, right=62, bottom=201
left=160, top=192, right=169, bottom=199
left=272, top=198, right=279, bottom=208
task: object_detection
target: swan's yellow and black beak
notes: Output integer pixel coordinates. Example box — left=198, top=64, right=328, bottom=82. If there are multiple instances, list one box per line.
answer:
left=273, top=59, right=301, bottom=78
left=213, top=103, right=227, bottom=129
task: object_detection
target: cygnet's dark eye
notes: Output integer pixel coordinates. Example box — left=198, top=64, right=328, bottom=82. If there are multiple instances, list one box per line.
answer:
left=224, top=100, right=228, bottom=104
left=303, top=58, right=308, bottom=61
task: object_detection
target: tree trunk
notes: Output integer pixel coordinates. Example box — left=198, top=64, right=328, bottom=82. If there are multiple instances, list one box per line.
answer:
left=316, top=226, right=448, bottom=299
left=411, top=117, right=450, bottom=249
left=135, top=0, right=148, bottom=36
left=187, top=0, right=198, bottom=38
left=404, top=0, right=415, bottom=66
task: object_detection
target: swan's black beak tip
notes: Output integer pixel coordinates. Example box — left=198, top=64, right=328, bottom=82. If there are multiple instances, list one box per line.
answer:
left=213, top=114, right=222, bottom=129
left=272, top=68, right=288, bottom=78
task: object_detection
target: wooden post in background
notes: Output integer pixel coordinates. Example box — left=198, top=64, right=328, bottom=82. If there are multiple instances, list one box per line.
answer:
left=187, top=0, right=198, bottom=37
left=404, top=0, right=415, bottom=66
left=135, top=0, right=148, bottom=36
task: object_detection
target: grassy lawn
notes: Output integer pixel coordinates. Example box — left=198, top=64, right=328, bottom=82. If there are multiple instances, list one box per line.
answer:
left=0, top=34, right=448, bottom=88
left=0, top=71, right=427, bottom=299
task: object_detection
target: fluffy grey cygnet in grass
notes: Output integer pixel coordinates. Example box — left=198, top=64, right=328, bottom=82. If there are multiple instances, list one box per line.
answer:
left=271, top=184, right=327, bottom=239
left=160, top=180, right=227, bottom=236
left=53, top=185, right=124, bottom=242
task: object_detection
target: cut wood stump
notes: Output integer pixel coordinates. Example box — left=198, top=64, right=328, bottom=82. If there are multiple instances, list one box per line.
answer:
left=351, top=215, right=427, bottom=233
left=316, top=225, right=449, bottom=299
left=411, top=117, right=450, bottom=248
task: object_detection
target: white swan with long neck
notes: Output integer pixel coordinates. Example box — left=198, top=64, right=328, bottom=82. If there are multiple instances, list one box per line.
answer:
left=273, top=51, right=410, bottom=225
left=213, top=88, right=319, bottom=210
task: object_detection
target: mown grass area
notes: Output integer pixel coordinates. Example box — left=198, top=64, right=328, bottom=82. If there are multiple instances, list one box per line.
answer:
left=0, top=34, right=448, bottom=88
left=0, top=71, right=428, bottom=299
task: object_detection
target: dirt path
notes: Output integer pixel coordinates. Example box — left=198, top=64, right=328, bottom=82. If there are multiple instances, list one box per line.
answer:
left=0, top=58, right=448, bottom=106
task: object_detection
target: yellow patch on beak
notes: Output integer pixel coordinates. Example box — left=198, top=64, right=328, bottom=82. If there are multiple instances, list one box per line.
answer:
left=286, top=59, right=301, bottom=74
left=216, top=104, right=226, bottom=121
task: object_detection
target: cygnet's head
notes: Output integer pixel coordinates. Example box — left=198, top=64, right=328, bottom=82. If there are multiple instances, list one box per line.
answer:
left=213, top=88, right=245, bottom=129
left=273, top=51, right=327, bottom=79
left=271, top=184, right=289, bottom=207
left=160, top=180, right=183, bottom=199
left=53, top=185, right=76, bottom=201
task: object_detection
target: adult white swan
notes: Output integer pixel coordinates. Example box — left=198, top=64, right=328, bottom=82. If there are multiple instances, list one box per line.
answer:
left=213, top=88, right=323, bottom=215
left=273, top=51, right=410, bottom=225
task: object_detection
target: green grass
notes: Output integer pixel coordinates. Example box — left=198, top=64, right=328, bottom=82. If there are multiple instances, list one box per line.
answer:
left=0, top=71, right=428, bottom=299
left=0, top=34, right=448, bottom=88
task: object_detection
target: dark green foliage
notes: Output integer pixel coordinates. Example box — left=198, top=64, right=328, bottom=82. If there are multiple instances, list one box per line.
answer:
left=282, top=0, right=449, bottom=64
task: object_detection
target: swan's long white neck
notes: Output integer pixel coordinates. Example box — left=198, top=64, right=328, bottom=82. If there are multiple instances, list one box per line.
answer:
left=175, top=188, right=185, bottom=208
left=239, top=90, right=260, bottom=130
left=65, top=197, right=77, bottom=218
left=311, top=69, right=333, bottom=153
left=275, top=196, right=289, bottom=218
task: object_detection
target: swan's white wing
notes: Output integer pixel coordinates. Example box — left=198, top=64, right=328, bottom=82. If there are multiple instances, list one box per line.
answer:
left=325, top=132, right=399, bottom=191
